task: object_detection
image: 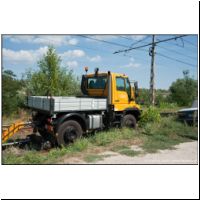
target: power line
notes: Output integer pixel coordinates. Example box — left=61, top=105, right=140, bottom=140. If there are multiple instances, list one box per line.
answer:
left=71, top=41, right=150, bottom=63
left=78, top=36, right=196, bottom=68
left=182, top=38, right=197, bottom=47
left=78, top=35, right=129, bottom=48
left=118, top=36, right=133, bottom=41
left=119, top=35, right=150, bottom=47
left=158, top=38, right=185, bottom=48
left=114, top=35, right=188, bottom=54
left=76, top=35, right=150, bottom=63
left=160, top=37, right=197, bottom=50
left=156, top=44, right=197, bottom=60
left=74, top=44, right=111, bottom=53
left=130, top=36, right=150, bottom=47
left=156, top=52, right=197, bottom=68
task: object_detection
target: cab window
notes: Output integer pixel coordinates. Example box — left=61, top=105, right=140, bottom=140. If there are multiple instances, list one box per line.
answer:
left=116, top=77, right=125, bottom=91
left=125, top=78, right=131, bottom=98
left=88, top=77, right=107, bottom=89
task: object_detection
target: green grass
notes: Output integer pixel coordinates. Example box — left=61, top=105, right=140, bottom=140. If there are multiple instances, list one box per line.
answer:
left=111, top=145, right=141, bottom=157
left=2, top=150, right=48, bottom=164
left=141, top=117, right=197, bottom=153
left=2, top=116, right=198, bottom=164
left=89, top=128, right=137, bottom=146
left=83, top=154, right=110, bottom=163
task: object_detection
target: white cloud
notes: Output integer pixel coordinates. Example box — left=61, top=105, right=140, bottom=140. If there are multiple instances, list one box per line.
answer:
left=68, top=38, right=78, bottom=45
left=88, top=55, right=101, bottom=62
left=86, top=35, right=118, bottom=42
left=60, top=50, right=85, bottom=58
left=9, top=35, right=35, bottom=43
left=124, top=62, right=141, bottom=68
left=7, top=35, right=78, bottom=46
left=130, top=35, right=146, bottom=41
left=3, top=48, right=34, bottom=62
left=3, top=46, right=48, bottom=64
left=85, top=35, right=146, bottom=42
left=66, top=61, right=78, bottom=68
left=121, top=58, right=141, bottom=68
left=3, top=47, right=85, bottom=69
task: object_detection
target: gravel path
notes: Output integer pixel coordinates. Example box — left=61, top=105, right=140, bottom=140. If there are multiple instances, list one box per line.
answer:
left=95, top=141, right=198, bottom=164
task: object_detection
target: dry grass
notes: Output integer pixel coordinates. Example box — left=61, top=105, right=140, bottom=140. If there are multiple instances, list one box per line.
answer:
left=2, top=117, right=198, bottom=164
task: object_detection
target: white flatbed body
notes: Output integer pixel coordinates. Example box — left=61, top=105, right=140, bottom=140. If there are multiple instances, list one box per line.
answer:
left=27, top=96, right=107, bottom=113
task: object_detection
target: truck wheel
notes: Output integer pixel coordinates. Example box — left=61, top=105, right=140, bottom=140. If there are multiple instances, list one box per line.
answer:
left=122, top=114, right=137, bottom=129
left=57, top=120, right=83, bottom=146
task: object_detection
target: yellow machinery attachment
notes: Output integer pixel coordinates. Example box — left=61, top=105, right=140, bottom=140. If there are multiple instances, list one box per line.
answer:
left=2, top=121, right=29, bottom=143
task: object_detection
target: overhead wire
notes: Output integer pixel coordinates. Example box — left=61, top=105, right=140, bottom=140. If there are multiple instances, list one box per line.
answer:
left=69, top=35, right=197, bottom=69
left=113, top=35, right=188, bottom=54
left=156, top=44, right=197, bottom=60
left=156, top=52, right=197, bottom=68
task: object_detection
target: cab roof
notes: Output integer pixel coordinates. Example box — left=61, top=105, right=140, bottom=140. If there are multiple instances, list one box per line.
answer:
left=86, top=72, right=128, bottom=78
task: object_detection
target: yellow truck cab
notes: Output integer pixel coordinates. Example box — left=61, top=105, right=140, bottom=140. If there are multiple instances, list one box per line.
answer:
left=81, top=69, right=140, bottom=112
left=28, top=68, right=141, bottom=146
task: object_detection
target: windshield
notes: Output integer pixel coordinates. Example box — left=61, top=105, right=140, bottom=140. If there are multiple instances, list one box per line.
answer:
left=87, top=76, right=107, bottom=89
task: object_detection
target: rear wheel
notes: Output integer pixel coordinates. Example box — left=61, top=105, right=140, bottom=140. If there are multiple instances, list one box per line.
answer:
left=121, top=114, right=137, bottom=128
left=57, top=120, right=83, bottom=146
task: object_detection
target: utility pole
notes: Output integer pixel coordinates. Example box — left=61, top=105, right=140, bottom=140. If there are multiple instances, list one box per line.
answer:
left=149, top=35, right=156, bottom=105
left=113, top=34, right=188, bottom=105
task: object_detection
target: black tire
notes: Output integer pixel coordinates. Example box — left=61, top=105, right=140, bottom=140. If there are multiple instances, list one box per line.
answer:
left=57, top=120, right=83, bottom=146
left=121, top=114, right=137, bottom=128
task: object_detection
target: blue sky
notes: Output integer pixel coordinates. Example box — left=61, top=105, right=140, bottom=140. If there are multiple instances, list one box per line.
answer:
left=2, top=34, right=198, bottom=89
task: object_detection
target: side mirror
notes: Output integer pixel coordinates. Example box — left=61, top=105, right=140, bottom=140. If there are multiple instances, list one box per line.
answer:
left=134, top=81, right=139, bottom=98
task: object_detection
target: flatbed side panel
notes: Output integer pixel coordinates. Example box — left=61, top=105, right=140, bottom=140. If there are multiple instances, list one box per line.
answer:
left=27, top=96, right=107, bottom=112
left=28, top=96, right=52, bottom=111
left=54, top=97, right=107, bottom=112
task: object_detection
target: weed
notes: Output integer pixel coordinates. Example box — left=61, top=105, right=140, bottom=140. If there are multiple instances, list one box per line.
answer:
left=2, top=116, right=198, bottom=164
left=119, top=149, right=141, bottom=157
left=84, top=154, right=106, bottom=163
left=139, top=106, right=161, bottom=126
left=141, top=117, right=197, bottom=153
left=158, top=102, right=178, bottom=110
left=3, top=150, right=47, bottom=164
left=111, top=145, right=130, bottom=152
left=111, top=145, right=141, bottom=157
left=69, top=138, right=91, bottom=152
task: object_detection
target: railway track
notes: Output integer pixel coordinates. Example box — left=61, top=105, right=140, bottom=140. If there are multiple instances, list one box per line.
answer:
left=2, top=111, right=178, bottom=150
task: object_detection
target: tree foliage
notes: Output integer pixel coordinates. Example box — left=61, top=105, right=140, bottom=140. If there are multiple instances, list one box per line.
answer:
left=2, top=70, right=23, bottom=116
left=169, top=71, right=197, bottom=106
left=137, top=88, right=169, bottom=106
left=2, top=46, right=81, bottom=116
left=25, top=46, right=81, bottom=96
left=136, top=88, right=150, bottom=105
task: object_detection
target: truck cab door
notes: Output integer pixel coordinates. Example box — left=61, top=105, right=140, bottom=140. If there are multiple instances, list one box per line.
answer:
left=114, top=76, right=129, bottom=111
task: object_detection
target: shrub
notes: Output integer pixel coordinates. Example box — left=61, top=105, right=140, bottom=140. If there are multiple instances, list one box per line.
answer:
left=158, top=102, right=178, bottom=109
left=139, top=106, right=161, bottom=126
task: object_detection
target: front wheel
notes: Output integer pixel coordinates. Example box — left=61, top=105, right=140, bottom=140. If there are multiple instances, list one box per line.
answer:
left=121, top=114, right=137, bottom=129
left=57, top=120, right=83, bottom=146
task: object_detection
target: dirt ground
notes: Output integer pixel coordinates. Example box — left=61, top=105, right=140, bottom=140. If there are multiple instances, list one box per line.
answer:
left=59, top=141, right=198, bottom=164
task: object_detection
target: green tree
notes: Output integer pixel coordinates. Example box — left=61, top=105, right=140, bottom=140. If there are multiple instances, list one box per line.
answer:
left=2, top=70, right=22, bottom=116
left=155, top=89, right=169, bottom=106
left=25, top=46, right=80, bottom=96
left=169, top=71, right=197, bottom=106
left=136, top=88, right=150, bottom=105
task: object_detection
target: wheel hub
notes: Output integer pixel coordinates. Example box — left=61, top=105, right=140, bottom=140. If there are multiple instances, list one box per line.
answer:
left=64, top=126, right=77, bottom=143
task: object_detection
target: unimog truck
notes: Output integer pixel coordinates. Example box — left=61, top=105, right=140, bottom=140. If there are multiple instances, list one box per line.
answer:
left=27, top=68, right=141, bottom=146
